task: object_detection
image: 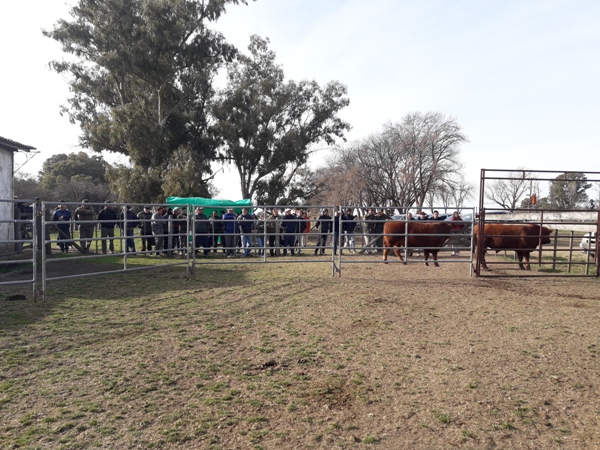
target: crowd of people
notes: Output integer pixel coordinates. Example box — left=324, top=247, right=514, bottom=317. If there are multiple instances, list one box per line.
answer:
left=50, top=200, right=467, bottom=258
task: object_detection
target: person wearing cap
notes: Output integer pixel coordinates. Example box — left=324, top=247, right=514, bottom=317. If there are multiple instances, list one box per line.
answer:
left=74, top=199, right=96, bottom=254
left=417, top=211, right=427, bottom=220
left=137, top=206, right=155, bottom=253
left=222, top=207, right=238, bottom=258
left=194, top=206, right=210, bottom=256
left=98, top=201, right=118, bottom=254
left=52, top=201, right=72, bottom=253
left=313, top=208, right=332, bottom=255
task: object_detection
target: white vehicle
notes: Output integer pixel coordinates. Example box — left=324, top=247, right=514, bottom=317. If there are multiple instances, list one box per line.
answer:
left=579, top=232, right=596, bottom=253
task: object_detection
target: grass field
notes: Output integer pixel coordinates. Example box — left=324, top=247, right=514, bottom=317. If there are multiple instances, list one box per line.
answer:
left=1, top=256, right=600, bottom=449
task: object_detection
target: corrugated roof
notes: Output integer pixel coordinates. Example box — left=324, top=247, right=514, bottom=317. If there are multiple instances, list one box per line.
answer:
left=0, top=136, right=36, bottom=152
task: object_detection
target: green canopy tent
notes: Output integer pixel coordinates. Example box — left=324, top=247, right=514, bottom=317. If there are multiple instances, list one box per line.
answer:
left=165, top=197, right=253, bottom=217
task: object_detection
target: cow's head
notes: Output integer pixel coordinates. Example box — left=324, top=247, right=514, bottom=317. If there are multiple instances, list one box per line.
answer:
left=541, top=226, right=552, bottom=245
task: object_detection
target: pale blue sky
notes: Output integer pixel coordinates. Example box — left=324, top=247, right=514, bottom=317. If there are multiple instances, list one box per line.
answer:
left=3, top=0, right=599, bottom=201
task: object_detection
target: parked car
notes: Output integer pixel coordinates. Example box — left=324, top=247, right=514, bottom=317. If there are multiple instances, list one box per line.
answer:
left=580, top=232, right=596, bottom=253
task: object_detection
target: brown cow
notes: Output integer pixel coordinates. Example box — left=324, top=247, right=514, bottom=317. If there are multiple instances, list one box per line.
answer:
left=383, top=221, right=453, bottom=266
left=474, top=223, right=552, bottom=270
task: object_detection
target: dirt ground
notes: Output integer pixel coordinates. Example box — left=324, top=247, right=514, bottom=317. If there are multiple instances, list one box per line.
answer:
left=1, top=254, right=600, bottom=449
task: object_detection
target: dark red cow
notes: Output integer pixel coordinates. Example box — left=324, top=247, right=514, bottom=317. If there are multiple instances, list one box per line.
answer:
left=383, top=221, right=453, bottom=266
left=474, top=223, right=552, bottom=270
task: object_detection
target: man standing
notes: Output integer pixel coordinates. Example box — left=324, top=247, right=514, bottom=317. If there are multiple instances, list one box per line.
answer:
left=365, top=208, right=377, bottom=252
left=313, top=209, right=332, bottom=255
left=152, top=206, right=167, bottom=255
left=119, top=206, right=138, bottom=253
left=237, top=207, right=254, bottom=257
left=52, top=201, right=72, bottom=253
left=137, top=206, right=155, bottom=253
left=194, top=206, right=210, bottom=256
left=178, top=207, right=188, bottom=255
left=373, top=209, right=391, bottom=253
left=343, top=208, right=357, bottom=253
left=97, top=201, right=117, bottom=254
left=74, top=199, right=96, bottom=254
left=332, top=210, right=344, bottom=255
left=222, top=207, right=238, bottom=258
left=209, top=210, right=223, bottom=253
left=280, top=209, right=297, bottom=256
left=266, top=208, right=281, bottom=257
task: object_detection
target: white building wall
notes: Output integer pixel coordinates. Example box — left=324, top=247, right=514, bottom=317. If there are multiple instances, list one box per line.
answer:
left=0, top=149, right=15, bottom=252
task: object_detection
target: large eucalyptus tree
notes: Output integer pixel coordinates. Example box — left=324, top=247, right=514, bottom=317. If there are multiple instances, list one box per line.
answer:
left=45, top=0, right=248, bottom=202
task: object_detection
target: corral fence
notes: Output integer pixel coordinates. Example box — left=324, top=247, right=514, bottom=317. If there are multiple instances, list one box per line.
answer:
left=476, top=169, right=600, bottom=277
left=0, top=198, right=38, bottom=298
left=1, top=201, right=476, bottom=300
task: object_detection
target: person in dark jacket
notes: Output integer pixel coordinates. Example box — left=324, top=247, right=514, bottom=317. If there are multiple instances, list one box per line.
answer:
left=266, top=208, right=281, bottom=257
left=74, top=199, right=96, bottom=254
left=333, top=210, right=344, bottom=255
left=222, top=208, right=238, bottom=258
left=178, top=207, right=188, bottom=255
left=280, top=209, right=298, bottom=256
left=237, top=207, right=254, bottom=257
left=194, top=206, right=210, bottom=255
left=98, top=201, right=118, bottom=254
left=254, top=211, right=266, bottom=256
left=152, top=206, right=167, bottom=254
left=313, top=209, right=332, bottom=255
left=343, top=208, right=357, bottom=253
left=364, top=208, right=377, bottom=253
left=119, top=206, right=139, bottom=253
left=373, top=209, right=391, bottom=253
left=137, top=206, right=155, bottom=253
left=52, top=201, right=72, bottom=253
left=209, top=211, right=223, bottom=253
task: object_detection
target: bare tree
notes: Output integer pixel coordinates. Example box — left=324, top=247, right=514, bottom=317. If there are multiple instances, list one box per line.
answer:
left=428, top=176, right=474, bottom=212
left=308, top=149, right=367, bottom=207
left=485, top=169, right=536, bottom=211
left=385, top=112, right=468, bottom=210
left=315, top=112, right=470, bottom=211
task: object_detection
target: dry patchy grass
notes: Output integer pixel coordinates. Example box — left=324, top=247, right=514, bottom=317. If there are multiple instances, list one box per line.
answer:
left=1, top=256, right=600, bottom=449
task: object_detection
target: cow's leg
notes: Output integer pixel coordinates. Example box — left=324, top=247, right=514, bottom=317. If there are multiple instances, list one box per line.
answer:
left=424, top=250, right=430, bottom=266
left=516, top=251, right=525, bottom=270
left=393, top=246, right=405, bottom=264
left=383, top=246, right=389, bottom=263
left=522, top=251, right=531, bottom=270
left=431, top=250, right=440, bottom=267
left=479, top=247, right=489, bottom=271
left=515, top=251, right=528, bottom=270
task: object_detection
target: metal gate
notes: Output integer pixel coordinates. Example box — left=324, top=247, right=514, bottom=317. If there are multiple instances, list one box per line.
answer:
left=475, top=169, right=600, bottom=277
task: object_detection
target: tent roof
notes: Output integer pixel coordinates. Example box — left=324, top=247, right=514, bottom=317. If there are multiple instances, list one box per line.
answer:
left=166, top=197, right=252, bottom=215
